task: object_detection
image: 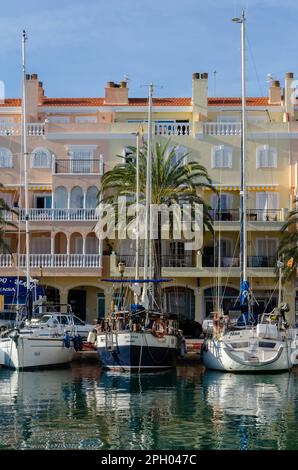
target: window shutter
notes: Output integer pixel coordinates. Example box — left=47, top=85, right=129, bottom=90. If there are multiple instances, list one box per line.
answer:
left=268, top=148, right=277, bottom=168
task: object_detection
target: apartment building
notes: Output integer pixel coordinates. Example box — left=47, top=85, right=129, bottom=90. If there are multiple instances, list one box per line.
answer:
left=0, top=72, right=297, bottom=324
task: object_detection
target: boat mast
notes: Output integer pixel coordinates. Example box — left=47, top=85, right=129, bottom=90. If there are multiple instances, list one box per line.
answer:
left=135, top=130, right=140, bottom=281
left=22, top=30, right=31, bottom=312
left=142, top=83, right=153, bottom=306
left=233, top=12, right=247, bottom=299
left=240, top=11, right=247, bottom=285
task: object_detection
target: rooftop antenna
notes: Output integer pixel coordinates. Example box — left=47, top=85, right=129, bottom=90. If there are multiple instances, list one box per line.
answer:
left=213, top=70, right=217, bottom=97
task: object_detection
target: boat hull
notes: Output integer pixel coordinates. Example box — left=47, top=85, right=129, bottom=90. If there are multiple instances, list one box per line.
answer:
left=0, top=335, right=74, bottom=370
left=202, top=337, right=291, bottom=372
left=96, top=331, right=178, bottom=372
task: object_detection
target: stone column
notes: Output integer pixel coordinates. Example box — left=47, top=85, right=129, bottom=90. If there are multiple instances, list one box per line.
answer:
left=194, top=287, right=204, bottom=324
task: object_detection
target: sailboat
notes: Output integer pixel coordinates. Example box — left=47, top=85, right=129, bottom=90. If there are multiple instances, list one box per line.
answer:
left=201, top=12, right=298, bottom=372
left=95, top=84, right=184, bottom=372
left=0, top=31, right=75, bottom=370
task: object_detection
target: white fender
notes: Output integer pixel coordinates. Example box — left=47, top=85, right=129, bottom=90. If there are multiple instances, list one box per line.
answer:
left=290, top=350, right=298, bottom=366
left=87, top=330, right=97, bottom=344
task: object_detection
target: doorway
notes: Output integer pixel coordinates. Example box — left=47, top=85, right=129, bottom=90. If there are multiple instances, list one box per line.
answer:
left=68, top=289, right=86, bottom=320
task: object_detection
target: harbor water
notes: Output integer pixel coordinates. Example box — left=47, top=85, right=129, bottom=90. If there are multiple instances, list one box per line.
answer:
left=1, top=363, right=298, bottom=450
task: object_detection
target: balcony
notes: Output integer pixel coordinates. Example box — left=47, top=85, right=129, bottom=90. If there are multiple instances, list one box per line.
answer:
left=209, top=209, right=240, bottom=222
left=0, top=254, right=12, bottom=267
left=247, top=256, right=276, bottom=268
left=117, top=253, right=193, bottom=268
left=247, top=209, right=284, bottom=222
left=19, top=208, right=98, bottom=222
left=202, top=255, right=239, bottom=268
left=154, top=123, right=191, bottom=136
left=18, top=254, right=101, bottom=268
left=203, top=122, right=241, bottom=136
left=0, top=123, right=45, bottom=137
left=53, top=158, right=103, bottom=175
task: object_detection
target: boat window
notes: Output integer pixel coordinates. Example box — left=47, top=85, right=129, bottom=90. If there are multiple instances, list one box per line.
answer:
left=229, top=342, right=249, bottom=349
left=258, top=341, right=276, bottom=348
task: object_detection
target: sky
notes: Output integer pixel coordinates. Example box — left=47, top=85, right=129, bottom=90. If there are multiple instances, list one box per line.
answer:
left=0, top=0, right=297, bottom=100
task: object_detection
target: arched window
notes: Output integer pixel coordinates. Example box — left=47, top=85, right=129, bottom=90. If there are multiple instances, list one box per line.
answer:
left=70, top=186, right=83, bottom=208
left=85, top=233, right=99, bottom=254
left=54, top=186, right=68, bottom=208
left=86, top=186, right=98, bottom=209
left=70, top=232, right=83, bottom=254
left=31, top=147, right=52, bottom=168
left=0, top=148, right=12, bottom=168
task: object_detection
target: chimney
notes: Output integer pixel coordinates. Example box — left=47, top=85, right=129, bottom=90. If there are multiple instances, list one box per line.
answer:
left=192, top=72, right=208, bottom=121
left=104, top=81, right=129, bottom=105
left=284, top=72, right=295, bottom=118
left=25, top=73, right=45, bottom=118
left=269, top=80, right=281, bottom=105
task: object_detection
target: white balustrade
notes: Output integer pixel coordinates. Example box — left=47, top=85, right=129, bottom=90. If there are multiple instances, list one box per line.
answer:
left=18, top=254, right=101, bottom=268
left=19, top=208, right=97, bottom=221
left=0, top=123, right=45, bottom=137
left=155, top=123, right=191, bottom=136
left=203, top=122, right=241, bottom=136
left=0, top=254, right=12, bottom=267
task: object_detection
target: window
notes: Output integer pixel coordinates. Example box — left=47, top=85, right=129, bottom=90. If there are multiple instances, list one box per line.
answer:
left=54, top=186, right=68, bottom=209
left=73, top=316, right=84, bottom=325
left=0, top=148, right=12, bottom=168
left=32, top=237, right=51, bottom=254
left=256, top=145, right=277, bottom=168
left=48, top=116, right=69, bottom=123
left=86, top=187, right=98, bottom=209
left=75, top=116, right=97, bottom=123
left=68, top=146, right=95, bottom=173
left=256, top=238, right=277, bottom=257
left=35, top=195, right=52, bottom=209
left=31, top=147, right=51, bottom=168
left=172, top=145, right=188, bottom=166
left=70, top=186, right=83, bottom=209
left=123, top=147, right=135, bottom=164
left=85, top=235, right=98, bottom=254
left=256, top=192, right=279, bottom=221
left=211, top=146, right=232, bottom=168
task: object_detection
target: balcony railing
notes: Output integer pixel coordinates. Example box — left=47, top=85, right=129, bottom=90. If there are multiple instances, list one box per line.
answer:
left=209, top=209, right=240, bottom=221
left=0, top=254, right=12, bottom=267
left=247, top=256, right=276, bottom=268
left=53, top=159, right=104, bottom=175
left=155, top=123, right=191, bottom=136
left=203, top=122, right=241, bottom=136
left=19, top=208, right=98, bottom=221
left=247, top=209, right=283, bottom=222
left=203, top=255, right=240, bottom=268
left=0, top=123, right=45, bottom=136
left=117, top=253, right=193, bottom=268
left=18, top=254, right=101, bottom=268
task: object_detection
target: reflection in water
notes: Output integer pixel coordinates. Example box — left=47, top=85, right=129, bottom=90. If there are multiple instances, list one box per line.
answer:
left=1, top=364, right=298, bottom=450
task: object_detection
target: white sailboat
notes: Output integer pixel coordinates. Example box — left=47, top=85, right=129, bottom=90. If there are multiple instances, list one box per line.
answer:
left=0, top=31, right=75, bottom=370
left=96, top=83, right=183, bottom=372
left=201, top=12, right=298, bottom=372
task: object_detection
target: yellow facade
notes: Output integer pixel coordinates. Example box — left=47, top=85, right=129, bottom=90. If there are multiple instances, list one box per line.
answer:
left=0, top=72, right=297, bottom=325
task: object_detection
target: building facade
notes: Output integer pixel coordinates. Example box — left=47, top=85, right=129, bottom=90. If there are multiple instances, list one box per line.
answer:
left=0, top=72, right=297, bottom=325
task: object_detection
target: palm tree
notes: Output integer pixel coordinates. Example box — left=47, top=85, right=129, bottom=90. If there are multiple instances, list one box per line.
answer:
left=100, top=140, right=216, bottom=303
left=0, top=185, right=17, bottom=253
left=278, top=205, right=298, bottom=281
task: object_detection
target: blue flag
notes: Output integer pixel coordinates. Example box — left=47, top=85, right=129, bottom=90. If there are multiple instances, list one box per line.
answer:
left=240, top=280, right=250, bottom=306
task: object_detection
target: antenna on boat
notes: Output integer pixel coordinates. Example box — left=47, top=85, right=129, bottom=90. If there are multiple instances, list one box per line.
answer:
left=22, top=30, right=32, bottom=319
